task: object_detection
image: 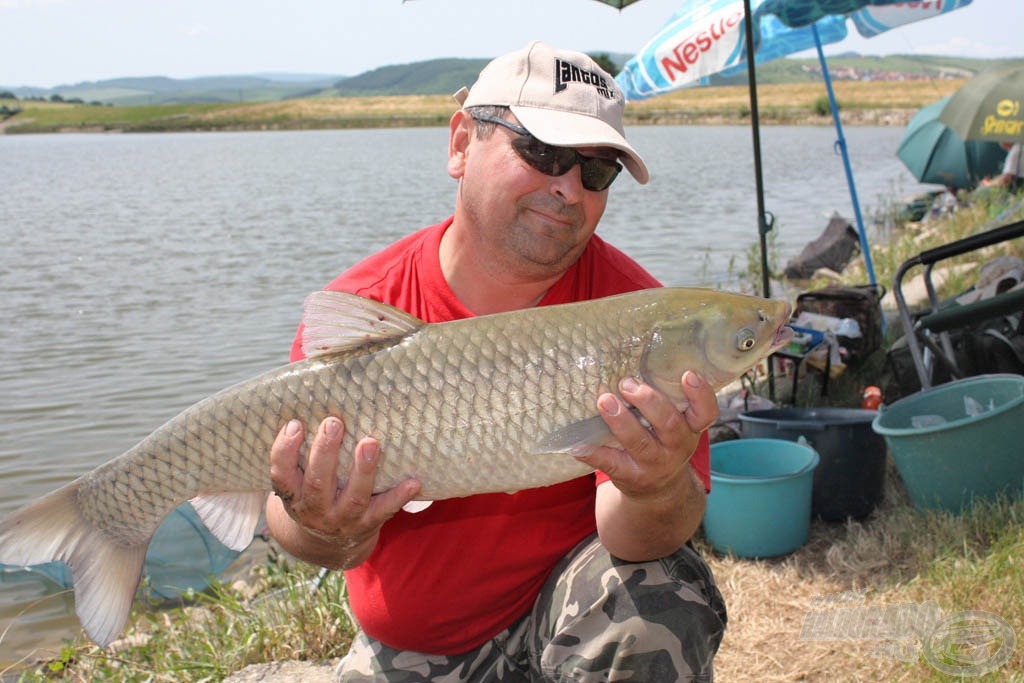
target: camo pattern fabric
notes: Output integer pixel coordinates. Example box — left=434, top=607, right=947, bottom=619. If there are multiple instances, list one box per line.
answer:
left=336, top=533, right=727, bottom=682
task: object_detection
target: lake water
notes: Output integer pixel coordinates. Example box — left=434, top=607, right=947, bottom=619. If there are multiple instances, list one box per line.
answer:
left=0, top=125, right=930, bottom=664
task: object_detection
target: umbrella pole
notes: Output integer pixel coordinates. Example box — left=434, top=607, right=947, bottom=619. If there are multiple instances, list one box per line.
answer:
left=812, top=25, right=880, bottom=294
left=742, top=0, right=775, bottom=399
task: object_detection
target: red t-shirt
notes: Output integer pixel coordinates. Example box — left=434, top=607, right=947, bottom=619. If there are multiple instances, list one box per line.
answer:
left=290, top=217, right=711, bottom=654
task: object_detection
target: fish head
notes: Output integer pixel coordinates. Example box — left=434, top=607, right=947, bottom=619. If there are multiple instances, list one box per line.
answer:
left=641, top=289, right=793, bottom=402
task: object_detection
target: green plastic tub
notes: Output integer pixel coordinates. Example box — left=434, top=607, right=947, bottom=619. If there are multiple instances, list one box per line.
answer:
left=872, top=374, right=1024, bottom=511
left=704, top=438, right=819, bottom=558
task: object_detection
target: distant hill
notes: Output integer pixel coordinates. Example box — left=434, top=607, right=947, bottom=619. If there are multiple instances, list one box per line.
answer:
left=334, top=58, right=491, bottom=96
left=4, top=53, right=1019, bottom=106
left=5, top=74, right=345, bottom=106
left=707, top=53, right=1013, bottom=86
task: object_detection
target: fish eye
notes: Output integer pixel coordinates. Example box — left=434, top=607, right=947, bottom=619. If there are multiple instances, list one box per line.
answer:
left=736, top=329, right=757, bottom=351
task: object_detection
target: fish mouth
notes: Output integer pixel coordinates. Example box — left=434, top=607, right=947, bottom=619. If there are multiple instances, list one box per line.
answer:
left=771, top=324, right=795, bottom=350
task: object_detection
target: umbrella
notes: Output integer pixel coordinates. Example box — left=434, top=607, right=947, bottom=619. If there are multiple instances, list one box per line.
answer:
left=614, top=1, right=849, bottom=100
left=898, top=96, right=1007, bottom=189
left=938, top=62, right=1024, bottom=143
left=614, top=0, right=975, bottom=296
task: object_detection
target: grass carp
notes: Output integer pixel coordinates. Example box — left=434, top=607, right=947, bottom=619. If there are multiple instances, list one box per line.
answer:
left=0, top=287, right=791, bottom=646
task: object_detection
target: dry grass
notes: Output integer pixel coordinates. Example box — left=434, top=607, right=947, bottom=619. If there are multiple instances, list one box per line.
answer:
left=623, top=78, right=967, bottom=127
left=703, top=457, right=1024, bottom=682
left=196, top=94, right=457, bottom=125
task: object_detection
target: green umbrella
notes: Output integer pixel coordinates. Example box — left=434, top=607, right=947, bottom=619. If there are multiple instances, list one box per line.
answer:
left=898, top=96, right=1007, bottom=189
left=938, top=62, right=1024, bottom=143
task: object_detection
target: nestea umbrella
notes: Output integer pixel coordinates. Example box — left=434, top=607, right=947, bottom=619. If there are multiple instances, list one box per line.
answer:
left=613, top=0, right=973, bottom=294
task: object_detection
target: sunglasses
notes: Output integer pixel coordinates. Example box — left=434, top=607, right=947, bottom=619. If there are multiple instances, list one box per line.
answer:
left=471, top=114, right=623, bottom=192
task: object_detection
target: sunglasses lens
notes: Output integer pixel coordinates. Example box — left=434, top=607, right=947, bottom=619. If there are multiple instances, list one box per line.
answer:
left=512, top=137, right=561, bottom=175
left=580, top=159, right=623, bottom=192
left=511, top=137, right=622, bottom=191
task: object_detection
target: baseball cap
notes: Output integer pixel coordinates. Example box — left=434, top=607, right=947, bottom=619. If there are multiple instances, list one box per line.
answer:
left=453, top=41, right=649, bottom=184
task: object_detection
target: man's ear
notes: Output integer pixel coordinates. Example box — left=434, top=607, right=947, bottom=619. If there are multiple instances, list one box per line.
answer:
left=447, top=110, right=472, bottom=180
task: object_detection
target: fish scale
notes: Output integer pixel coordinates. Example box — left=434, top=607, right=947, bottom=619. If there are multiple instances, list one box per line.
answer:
left=0, top=286, right=791, bottom=647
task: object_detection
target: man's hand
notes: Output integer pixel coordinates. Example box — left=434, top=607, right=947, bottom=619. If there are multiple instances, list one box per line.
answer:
left=577, top=370, right=718, bottom=561
left=266, top=417, right=422, bottom=570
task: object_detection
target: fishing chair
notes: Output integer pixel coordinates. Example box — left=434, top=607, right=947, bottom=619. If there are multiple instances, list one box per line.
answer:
left=893, top=218, right=1024, bottom=391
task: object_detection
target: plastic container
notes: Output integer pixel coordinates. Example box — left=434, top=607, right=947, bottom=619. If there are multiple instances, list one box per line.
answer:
left=704, top=438, right=820, bottom=558
left=872, top=374, right=1024, bottom=511
left=739, top=407, right=886, bottom=520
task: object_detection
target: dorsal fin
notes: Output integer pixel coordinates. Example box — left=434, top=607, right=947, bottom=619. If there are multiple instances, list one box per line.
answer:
left=301, top=291, right=426, bottom=358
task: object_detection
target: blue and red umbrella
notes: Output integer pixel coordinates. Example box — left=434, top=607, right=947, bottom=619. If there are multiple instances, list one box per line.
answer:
left=607, top=0, right=975, bottom=295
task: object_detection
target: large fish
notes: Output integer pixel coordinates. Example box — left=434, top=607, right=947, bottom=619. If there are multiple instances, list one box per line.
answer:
left=0, top=287, right=791, bottom=646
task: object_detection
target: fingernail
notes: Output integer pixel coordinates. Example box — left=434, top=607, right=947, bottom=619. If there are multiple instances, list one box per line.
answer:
left=324, top=418, right=341, bottom=437
left=598, top=394, right=621, bottom=416
left=620, top=377, right=640, bottom=393
left=285, top=419, right=301, bottom=436
left=685, top=371, right=702, bottom=388
left=362, top=441, right=378, bottom=463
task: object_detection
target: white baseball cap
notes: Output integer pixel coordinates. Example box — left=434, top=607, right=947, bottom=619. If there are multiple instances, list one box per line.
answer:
left=454, top=41, right=649, bottom=184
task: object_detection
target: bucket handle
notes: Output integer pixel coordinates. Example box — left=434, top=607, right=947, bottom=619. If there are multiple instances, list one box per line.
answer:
left=794, top=437, right=821, bottom=475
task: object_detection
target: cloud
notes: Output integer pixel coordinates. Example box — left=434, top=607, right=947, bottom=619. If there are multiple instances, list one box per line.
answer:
left=917, top=36, right=1018, bottom=58
left=0, top=0, right=67, bottom=9
left=184, top=23, right=209, bottom=38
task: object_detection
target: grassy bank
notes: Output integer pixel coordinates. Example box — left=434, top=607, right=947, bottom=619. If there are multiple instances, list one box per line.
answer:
left=1, top=79, right=967, bottom=134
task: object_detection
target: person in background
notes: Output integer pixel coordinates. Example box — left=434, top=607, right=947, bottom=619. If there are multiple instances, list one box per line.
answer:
left=981, top=142, right=1023, bottom=191
left=266, top=41, right=727, bottom=681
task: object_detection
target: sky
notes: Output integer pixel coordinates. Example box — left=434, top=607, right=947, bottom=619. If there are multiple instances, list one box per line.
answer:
left=1, top=0, right=1021, bottom=88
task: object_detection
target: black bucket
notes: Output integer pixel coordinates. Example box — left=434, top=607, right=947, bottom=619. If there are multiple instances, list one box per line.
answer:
left=738, top=408, right=886, bottom=520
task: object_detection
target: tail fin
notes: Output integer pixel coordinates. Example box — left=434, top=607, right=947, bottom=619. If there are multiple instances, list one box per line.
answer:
left=0, top=483, right=146, bottom=647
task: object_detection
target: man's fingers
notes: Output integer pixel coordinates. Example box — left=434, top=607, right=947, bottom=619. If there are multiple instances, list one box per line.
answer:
left=341, top=437, right=383, bottom=514
left=343, top=438, right=424, bottom=519
left=269, top=415, right=423, bottom=539
left=607, top=378, right=684, bottom=454
left=302, top=417, right=344, bottom=500
left=680, top=371, right=719, bottom=433
left=269, top=419, right=305, bottom=504
left=374, top=479, right=425, bottom=518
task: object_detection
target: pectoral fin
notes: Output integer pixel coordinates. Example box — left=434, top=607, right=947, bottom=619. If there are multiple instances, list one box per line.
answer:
left=531, top=414, right=625, bottom=458
left=190, top=491, right=265, bottom=552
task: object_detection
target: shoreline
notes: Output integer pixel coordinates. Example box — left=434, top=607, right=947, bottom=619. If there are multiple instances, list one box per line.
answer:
left=0, top=108, right=917, bottom=135
left=0, top=80, right=956, bottom=135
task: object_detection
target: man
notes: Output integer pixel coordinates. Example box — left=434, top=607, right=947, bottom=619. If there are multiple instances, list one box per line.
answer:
left=981, top=142, right=1023, bottom=191
left=266, top=41, right=727, bottom=681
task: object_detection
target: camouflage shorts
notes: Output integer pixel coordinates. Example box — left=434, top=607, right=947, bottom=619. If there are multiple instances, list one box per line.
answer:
left=336, top=533, right=727, bottom=682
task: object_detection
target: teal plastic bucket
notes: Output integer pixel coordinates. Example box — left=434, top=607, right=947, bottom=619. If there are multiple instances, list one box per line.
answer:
left=704, top=438, right=820, bottom=558
left=872, top=374, right=1024, bottom=511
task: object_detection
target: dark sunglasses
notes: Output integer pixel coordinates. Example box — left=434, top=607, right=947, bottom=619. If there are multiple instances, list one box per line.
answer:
left=471, top=114, right=623, bottom=192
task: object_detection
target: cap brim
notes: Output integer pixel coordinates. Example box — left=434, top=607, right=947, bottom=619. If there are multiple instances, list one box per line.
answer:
left=510, top=106, right=649, bottom=185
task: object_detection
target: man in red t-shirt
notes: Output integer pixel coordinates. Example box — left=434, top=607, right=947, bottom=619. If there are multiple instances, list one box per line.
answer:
left=267, top=41, right=727, bottom=681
